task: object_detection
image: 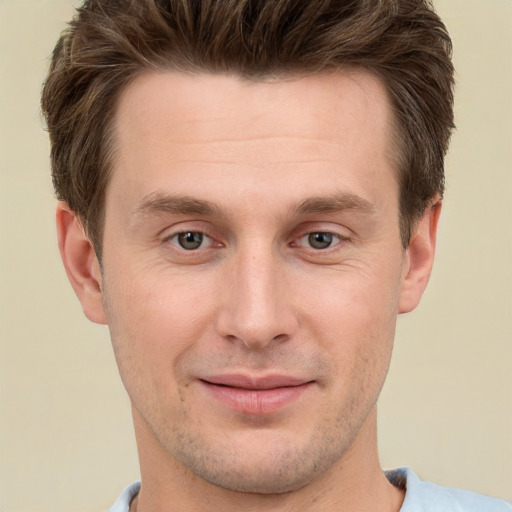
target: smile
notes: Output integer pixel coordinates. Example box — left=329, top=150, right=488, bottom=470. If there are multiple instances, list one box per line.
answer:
left=199, top=375, right=314, bottom=415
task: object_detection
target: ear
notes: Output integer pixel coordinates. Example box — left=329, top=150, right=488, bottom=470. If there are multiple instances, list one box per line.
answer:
left=56, top=201, right=107, bottom=324
left=398, top=199, right=442, bottom=314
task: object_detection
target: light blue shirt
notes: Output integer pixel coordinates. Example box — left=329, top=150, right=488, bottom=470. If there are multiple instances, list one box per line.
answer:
left=386, top=468, right=512, bottom=511
left=108, top=468, right=512, bottom=511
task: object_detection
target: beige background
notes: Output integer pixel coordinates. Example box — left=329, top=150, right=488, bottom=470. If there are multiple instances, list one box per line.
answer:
left=0, top=1, right=511, bottom=510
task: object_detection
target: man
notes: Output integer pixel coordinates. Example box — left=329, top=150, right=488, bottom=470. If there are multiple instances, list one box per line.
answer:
left=41, top=1, right=511, bottom=511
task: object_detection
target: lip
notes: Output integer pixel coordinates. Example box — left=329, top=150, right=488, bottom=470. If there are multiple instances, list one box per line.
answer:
left=199, top=374, right=314, bottom=414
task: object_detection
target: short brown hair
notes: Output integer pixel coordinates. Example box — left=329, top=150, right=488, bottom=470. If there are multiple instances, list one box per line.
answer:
left=42, top=0, right=454, bottom=254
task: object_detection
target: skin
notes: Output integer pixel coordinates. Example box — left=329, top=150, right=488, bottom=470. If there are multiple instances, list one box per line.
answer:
left=57, top=70, right=440, bottom=512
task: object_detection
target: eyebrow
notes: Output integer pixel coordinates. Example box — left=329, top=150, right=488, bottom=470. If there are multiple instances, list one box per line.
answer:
left=134, top=192, right=225, bottom=217
left=294, top=193, right=376, bottom=215
left=133, top=191, right=375, bottom=219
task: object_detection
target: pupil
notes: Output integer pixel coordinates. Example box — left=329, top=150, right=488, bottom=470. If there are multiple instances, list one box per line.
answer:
left=178, top=232, right=203, bottom=250
left=309, top=232, right=332, bottom=249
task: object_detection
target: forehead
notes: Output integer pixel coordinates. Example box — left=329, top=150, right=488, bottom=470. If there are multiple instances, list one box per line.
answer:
left=108, top=70, right=397, bottom=216
left=114, top=69, right=394, bottom=149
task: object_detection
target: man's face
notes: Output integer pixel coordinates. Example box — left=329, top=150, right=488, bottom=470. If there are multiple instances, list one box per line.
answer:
left=100, top=70, right=409, bottom=493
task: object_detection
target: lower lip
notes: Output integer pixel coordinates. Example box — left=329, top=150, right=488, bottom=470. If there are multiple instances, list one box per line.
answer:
left=200, top=381, right=312, bottom=415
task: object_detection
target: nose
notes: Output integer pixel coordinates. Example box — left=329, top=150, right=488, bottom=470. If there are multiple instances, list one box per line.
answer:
left=216, top=243, right=298, bottom=350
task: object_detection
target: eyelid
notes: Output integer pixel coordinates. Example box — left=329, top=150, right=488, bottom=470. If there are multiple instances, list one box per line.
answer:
left=166, top=231, right=214, bottom=250
left=292, top=221, right=350, bottom=240
left=299, top=232, right=342, bottom=246
left=294, top=231, right=345, bottom=249
left=160, top=222, right=223, bottom=249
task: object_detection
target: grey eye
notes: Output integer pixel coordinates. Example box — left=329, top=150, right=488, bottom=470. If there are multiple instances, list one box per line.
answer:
left=177, top=232, right=204, bottom=250
left=308, top=232, right=334, bottom=249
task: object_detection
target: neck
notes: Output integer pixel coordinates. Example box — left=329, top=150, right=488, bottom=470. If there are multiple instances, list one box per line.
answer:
left=131, top=407, right=404, bottom=512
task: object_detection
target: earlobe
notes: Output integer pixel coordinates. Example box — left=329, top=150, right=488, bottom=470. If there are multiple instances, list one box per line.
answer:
left=398, top=200, right=442, bottom=314
left=56, top=201, right=107, bottom=324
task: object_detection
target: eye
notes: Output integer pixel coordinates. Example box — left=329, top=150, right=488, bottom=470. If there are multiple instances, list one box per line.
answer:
left=170, top=231, right=211, bottom=250
left=301, top=232, right=342, bottom=250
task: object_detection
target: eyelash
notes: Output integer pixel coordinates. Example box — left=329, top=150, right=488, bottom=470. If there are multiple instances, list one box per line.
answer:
left=163, top=229, right=347, bottom=253
left=165, top=231, right=218, bottom=251
left=294, top=232, right=344, bottom=251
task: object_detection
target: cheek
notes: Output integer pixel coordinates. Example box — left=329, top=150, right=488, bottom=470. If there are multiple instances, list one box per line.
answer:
left=108, top=264, right=213, bottom=337
left=102, top=267, right=216, bottom=397
left=302, top=262, right=401, bottom=336
left=298, top=264, right=401, bottom=384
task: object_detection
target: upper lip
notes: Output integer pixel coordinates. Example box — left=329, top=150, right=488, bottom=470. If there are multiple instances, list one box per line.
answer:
left=201, top=374, right=312, bottom=390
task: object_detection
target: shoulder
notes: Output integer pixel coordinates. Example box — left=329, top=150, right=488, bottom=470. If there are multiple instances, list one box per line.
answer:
left=385, top=468, right=512, bottom=512
left=107, top=481, right=141, bottom=512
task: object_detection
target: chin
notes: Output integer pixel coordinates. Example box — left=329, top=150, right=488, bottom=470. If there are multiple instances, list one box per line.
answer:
left=193, top=460, right=318, bottom=495
left=169, top=428, right=346, bottom=495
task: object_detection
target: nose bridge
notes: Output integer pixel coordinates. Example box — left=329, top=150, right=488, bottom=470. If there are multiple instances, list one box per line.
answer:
left=217, top=238, right=296, bottom=349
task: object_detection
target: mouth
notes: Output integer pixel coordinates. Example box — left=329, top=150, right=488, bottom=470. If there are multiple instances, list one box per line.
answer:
left=199, top=374, right=314, bottom=415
